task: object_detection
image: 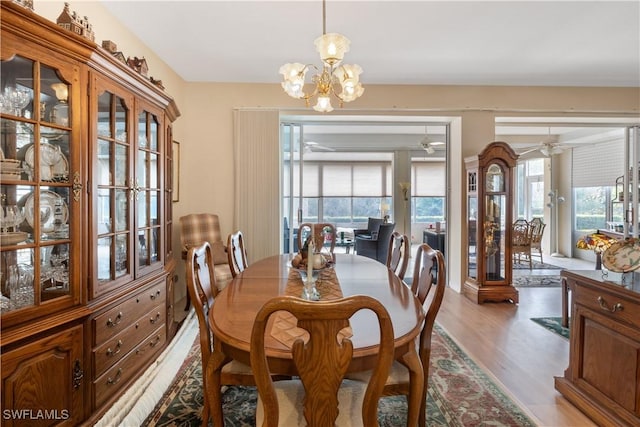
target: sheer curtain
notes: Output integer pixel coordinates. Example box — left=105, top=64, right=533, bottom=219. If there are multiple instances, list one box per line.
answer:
left=233, top=109, right=280, bottom=261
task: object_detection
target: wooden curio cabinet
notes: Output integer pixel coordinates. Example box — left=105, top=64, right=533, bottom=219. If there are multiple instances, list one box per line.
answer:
left=0, top=3, right=180, bottom=425
left=463, top=141, right=519, bottom=304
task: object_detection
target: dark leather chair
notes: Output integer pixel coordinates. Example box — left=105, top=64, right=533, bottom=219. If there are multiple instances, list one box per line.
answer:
left=353, top=217, right=383, bottom=240
left=355, top=223, right=395, bottom=264
left=283, top=217, right=299, bottom=253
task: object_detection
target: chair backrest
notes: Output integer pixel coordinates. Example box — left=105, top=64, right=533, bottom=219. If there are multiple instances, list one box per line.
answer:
left=297, top=222, right=337, bottom=254
left=366, top=217, right=383, bottom=235
left=227, top=230, right=249, bottom=278
left=512, top=220, right=532, bottom=248
left=386, top=231, right=409, bottom=280
left=180, top=213, right=224, bottom=257
left=185, top=242, right=217, bottom=369
left=529, top=217, right=546, bottom=245
left=411, top=243, right=446, bottom=385
left=375, top=223, right=396, bottom=261
left=250, top=295, right=395, bottom=427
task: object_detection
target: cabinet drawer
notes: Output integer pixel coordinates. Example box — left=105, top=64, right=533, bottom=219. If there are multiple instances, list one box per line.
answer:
left=93, top=284, right=165, bottom=345
left=574, top=284, right=640, bottom=329
left=93, top=325, right=166, bottom=409
left=93, top=304, right=166, bottom=377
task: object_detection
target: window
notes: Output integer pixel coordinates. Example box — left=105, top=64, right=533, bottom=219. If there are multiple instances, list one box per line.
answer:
left=572, top=140, right=624, bottom=253
left=412, top=161, right=446, bottom=223
left=284, top=160, right=392, bottom=225
left=515, top=158, right=544, bottom=220
left=574, top=186, right=615, bottom=232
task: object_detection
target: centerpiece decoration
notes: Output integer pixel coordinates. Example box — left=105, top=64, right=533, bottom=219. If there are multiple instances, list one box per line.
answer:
left=291, top=237, right=334, bottom=300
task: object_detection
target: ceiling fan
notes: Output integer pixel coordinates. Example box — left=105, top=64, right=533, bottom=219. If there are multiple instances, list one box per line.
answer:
left=517, top=128, right=566, bottom=157
left=418, top=129, right=444, bottom=154
left=303, top=141, right=335, bottom=153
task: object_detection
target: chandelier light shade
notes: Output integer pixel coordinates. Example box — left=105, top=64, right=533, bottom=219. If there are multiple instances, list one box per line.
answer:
left=279, top=0, right=364, bottom=112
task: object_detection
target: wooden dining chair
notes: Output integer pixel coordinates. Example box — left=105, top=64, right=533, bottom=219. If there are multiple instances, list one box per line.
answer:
left=386, top=231, right=410, bottom=280
left=297, top=222, right=337, bottom=254
left=348, top=243, right=446, bottom=427
left=227, top=230, right=249, bottom=278
left=529, top=217, right=546, bottom=263
left=186, top=242, right=256, bottom=426
left=251, top=295, right=395, bottom=427
left=512, top=219, right=533, bottom=269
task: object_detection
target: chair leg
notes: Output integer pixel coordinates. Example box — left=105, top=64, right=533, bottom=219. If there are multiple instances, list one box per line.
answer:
left=201, top=401, right=209, bottom=427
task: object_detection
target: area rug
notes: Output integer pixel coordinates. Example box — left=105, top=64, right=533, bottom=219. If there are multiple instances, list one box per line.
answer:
left=513, top=274, right=562, bottom=287
left=143, top=324, right=537, bottom=427
left=531, top=317, right=570, bottom=339
left=513, top=261, right=562, bottom=270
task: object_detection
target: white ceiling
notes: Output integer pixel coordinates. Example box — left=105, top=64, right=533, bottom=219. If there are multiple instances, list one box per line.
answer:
left=99, top=1, right=640, bottom=155
left=100, top=0, right=639, bottom=87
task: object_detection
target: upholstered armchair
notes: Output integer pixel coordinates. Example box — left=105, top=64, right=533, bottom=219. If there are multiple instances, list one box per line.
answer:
left=179, top=213, right=233, bottom=291
left=283, top=217, right=299, bottom=253
left=355, top=223, right=395, bottom=264
left=353, top=217, right=384, bottom=241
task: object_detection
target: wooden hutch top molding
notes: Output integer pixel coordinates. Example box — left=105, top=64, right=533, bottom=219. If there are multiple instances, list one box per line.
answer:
left=1, top=1, right=180, bottom=121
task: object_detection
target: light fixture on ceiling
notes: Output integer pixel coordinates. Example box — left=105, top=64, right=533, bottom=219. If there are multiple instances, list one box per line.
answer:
left=419, top=127, right=445, bottom=154
left=539, top=127, right=563, bottom=156
left=419, top=126, right=435, bottom=153
left=279, top=0, right=364, bottom=113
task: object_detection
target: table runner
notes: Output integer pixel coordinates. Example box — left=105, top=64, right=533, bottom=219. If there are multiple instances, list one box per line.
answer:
left=270, top=267, right=353, bottom=347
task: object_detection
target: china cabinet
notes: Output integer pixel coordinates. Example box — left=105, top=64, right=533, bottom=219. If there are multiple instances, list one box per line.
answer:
left=0, top=2, right=179, bottom=425
left=463, top=141, right=519, bottom=303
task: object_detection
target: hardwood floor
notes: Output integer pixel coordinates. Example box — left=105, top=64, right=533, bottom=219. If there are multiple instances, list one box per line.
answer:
left=437, top=284, right=597, bottom=427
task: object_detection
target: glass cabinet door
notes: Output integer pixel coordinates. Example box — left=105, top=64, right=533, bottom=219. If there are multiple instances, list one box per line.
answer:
left=93, top=79, right=134, bottom=297
left=468, top=195, right=477, bottom=278
left=484, top=163, right=506, bottom=282
left=1, top=54, right=77, bottom=318
left=136, top=106, right=163, bottom=273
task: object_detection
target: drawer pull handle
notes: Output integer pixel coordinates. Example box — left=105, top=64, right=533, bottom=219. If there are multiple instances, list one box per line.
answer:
left=107, top=368, right=123, bottom=385
left=150, top=312, right=161, bottom=324
left=150, top=290, right=161, bottom=300
left=150, top=336, right=161, bottom=347
left=106, top=312, right=123, bottom=327
left=597, top=296, right=624, bottom=313
left=106, top=340, right=123, bottom=356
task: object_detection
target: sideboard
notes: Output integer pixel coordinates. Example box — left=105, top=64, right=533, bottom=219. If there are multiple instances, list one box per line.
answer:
left=555, top=270, right=640, bottom=427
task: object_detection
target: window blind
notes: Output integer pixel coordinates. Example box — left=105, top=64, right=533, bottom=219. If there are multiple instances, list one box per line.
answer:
left=413, top=162, right=446, bottom=196
left=572, top=140, right=624, bottom=188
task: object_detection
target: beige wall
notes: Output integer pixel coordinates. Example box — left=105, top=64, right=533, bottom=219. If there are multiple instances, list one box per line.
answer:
left=34, top=2, right=640, bottom=300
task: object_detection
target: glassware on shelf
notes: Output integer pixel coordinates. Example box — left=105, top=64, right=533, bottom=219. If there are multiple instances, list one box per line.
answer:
left=5, top=264, right=34, bottom=310
left=3, top=86, right=31, bottom=117
left=1, top=205, right=25, bottom=232
left=39, top=142, right=63, bottom=181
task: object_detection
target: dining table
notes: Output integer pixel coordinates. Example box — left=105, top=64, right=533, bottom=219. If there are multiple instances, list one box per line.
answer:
left=206, top=253, right=426, bottom=426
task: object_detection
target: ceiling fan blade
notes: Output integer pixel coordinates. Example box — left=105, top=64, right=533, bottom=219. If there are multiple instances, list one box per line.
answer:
left=517, top=146, right=540, bottom=156
left=304, top=141, right=335, bottom=152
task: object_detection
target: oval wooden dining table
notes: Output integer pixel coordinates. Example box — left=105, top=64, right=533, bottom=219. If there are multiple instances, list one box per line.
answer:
left=206, top=253, right=426, bottom=426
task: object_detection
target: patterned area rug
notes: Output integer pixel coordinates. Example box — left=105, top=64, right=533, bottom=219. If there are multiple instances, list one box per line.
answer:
left=513, top=274, right=562, bottom=287
left=143, top=324, right=536, bottom=427
left=531, top=317, right=570, bottom=339
left=513, top=261, right=562, bottom=270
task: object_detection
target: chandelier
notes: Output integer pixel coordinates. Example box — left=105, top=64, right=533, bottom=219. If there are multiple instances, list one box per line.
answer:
left=279, top=0, right=364, bottom=113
